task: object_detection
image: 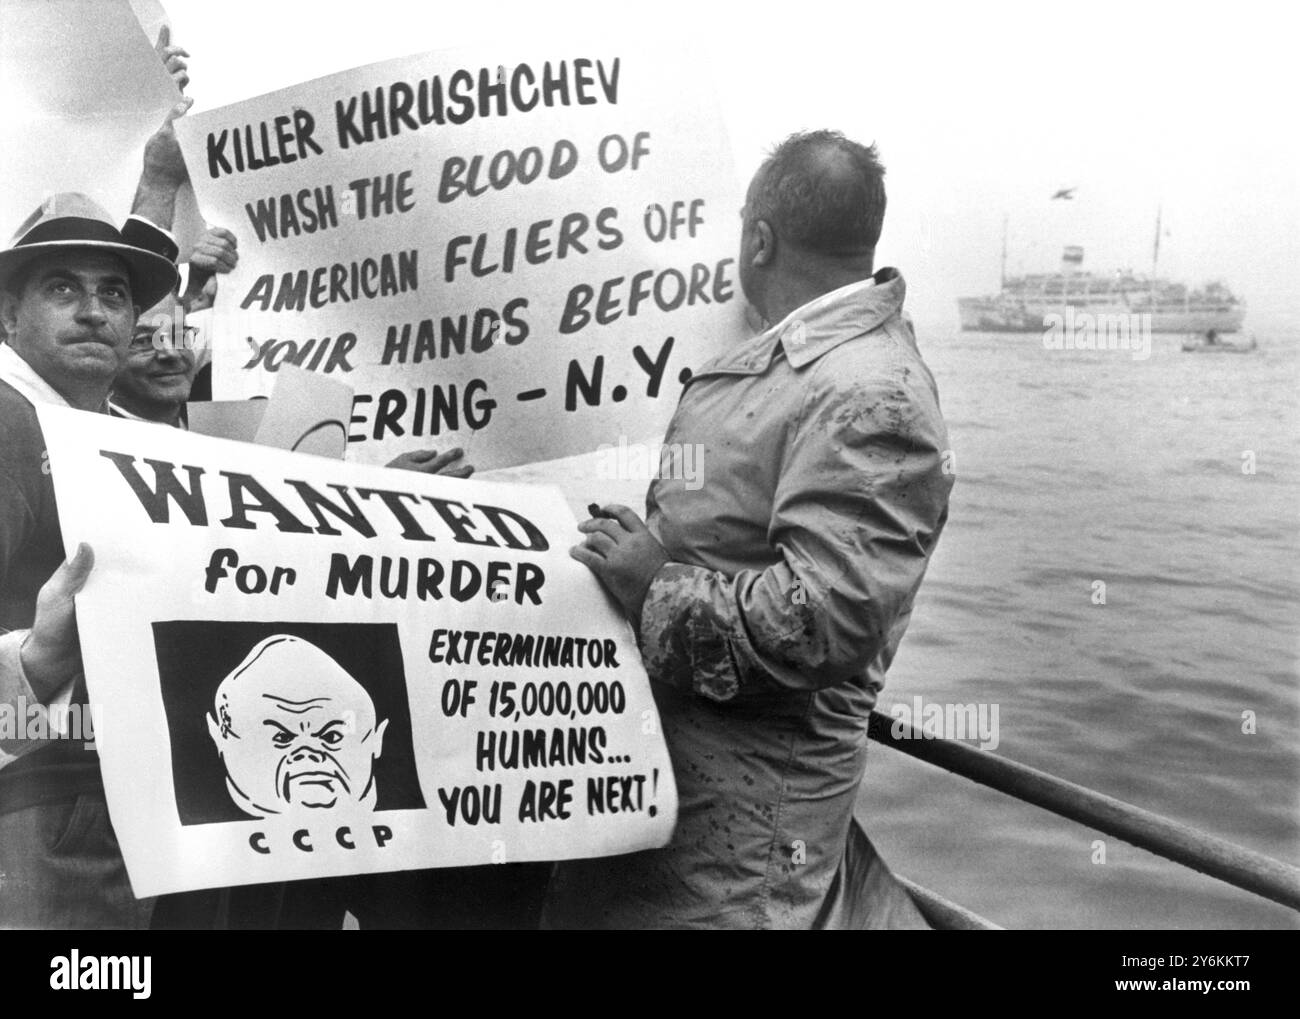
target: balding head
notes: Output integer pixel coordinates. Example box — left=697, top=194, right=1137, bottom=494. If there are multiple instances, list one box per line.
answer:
left=739, top=131, right=886, bottom=323
left=206, top=635, right=388, bottom=818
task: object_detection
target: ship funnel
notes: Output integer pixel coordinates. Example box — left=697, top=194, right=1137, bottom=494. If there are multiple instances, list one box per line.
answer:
left=1062, top=246, right=1084, bottom=273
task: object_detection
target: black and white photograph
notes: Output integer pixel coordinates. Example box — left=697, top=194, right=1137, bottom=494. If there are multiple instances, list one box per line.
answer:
left=0, top=0, right=1294, bottom=995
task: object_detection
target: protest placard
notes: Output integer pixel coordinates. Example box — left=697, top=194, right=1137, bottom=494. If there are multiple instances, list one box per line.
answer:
left=251, top=364, right=354, bottom=458
left=38, top=405, right=677, bottom=896
left=0, top=0, right=206, bottom=257
left=174, top=46, right=749, bottom=469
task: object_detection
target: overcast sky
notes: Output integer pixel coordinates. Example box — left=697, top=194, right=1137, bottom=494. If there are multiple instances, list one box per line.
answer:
left=160, top=0, right=1298, bottom=332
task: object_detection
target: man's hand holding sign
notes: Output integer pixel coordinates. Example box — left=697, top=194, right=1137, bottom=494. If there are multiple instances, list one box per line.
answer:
left=572, top=504, right=669, bottom=628
left=19, top=543, right=94, bottom=704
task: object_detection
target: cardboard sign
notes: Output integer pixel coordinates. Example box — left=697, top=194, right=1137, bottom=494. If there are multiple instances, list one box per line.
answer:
left=0, top=0, right=205, bottom=258
left=252, top=364, right=354, bottom=458
left=187, top=399, right=268, bottom=444
left=174, top=46, right=748, bottom=468
left=38, top=405, right=676, bottom=896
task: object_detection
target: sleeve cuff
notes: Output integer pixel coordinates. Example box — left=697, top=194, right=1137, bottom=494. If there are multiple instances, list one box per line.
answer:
left=637, top=563, right=740, bottom=702
left=0, top=631, right=77, bottom=770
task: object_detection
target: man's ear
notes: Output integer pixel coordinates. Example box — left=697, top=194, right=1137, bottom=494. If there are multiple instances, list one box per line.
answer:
left=750, top=219, right=775, bottom=268
left=371, top=717, right=389, bottom=758
left=0, top=291, right=19, bottom=337
left=205, top=712, right=223, bottom=749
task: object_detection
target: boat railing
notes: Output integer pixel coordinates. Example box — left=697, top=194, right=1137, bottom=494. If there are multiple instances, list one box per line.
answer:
left=866, top=709, right=1300, bottom=931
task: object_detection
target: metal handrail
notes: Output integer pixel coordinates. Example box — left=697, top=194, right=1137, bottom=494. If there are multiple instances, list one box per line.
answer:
left=898, top=877, right=1003, bottom=931
left=867, top=709, right=1300, bottom=915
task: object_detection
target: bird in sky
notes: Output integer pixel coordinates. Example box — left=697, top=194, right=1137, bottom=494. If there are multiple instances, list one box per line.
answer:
left=1051, top=187, right=1077, bottom=200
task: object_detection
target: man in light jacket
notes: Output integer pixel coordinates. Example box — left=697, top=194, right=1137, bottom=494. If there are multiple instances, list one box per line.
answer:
left=549, top=130, right=954, bottom=928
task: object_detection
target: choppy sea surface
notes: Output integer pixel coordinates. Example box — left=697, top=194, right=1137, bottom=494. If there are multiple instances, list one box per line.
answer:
left=486, top=321, right=1300, bottom=930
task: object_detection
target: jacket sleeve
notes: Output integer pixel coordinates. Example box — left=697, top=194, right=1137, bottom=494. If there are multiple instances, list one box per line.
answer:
left=637, top=359, right=952, bottom=703
left=0, top=455, right=75, bottom=769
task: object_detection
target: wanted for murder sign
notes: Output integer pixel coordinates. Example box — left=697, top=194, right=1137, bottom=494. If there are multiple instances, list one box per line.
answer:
left=38, top=406, right=677, bottom=896
left=174, top=47, right=748, bottom=469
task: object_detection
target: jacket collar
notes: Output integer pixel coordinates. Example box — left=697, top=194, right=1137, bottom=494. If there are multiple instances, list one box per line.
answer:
left=693, top=268, right=906, bottom=378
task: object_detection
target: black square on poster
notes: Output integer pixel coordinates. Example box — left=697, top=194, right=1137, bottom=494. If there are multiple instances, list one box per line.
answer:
left=151, top=620, right=426, bottom=825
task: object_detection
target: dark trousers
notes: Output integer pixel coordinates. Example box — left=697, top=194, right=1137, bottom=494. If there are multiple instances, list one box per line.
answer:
left=0, top=792, right=153, bottom=930
left=151, top=863, right=553, bottom=930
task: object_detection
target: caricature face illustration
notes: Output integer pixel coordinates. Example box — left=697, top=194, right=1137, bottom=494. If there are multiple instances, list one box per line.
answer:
left=206, top=635, right=389, bottom=817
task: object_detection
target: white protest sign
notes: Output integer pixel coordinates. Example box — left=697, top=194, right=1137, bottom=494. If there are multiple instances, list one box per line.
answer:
left=187, top=365, right=353, bottom=456
left=174, top=46, right=748, bottom=469
left=186, top=398, right=267, bottom=443
left=251, top=364, right=354, bottom=458
left=38, top=405, right=676, bottom=897
left=0, top=0, right=205, bottom=257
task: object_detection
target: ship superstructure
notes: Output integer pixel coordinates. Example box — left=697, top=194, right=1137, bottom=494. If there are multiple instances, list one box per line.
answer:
left=959, top=214, right=1245, bottom=333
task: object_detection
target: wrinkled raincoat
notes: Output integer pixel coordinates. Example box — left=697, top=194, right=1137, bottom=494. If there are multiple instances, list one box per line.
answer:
left=546, top=269, right=953, bottom=928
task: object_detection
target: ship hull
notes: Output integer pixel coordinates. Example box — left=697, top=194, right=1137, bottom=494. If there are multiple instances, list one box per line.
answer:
left=1181, top=334, right=1256, bottom=353
left=958, top=298, right=1245, bottom=334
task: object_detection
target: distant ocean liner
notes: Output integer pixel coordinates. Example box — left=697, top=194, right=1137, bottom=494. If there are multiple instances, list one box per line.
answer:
left=958, top=217, right=1245, bottom=333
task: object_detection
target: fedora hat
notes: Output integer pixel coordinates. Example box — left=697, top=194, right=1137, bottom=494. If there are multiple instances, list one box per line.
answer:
left=0, top=193, right=179, bottom=311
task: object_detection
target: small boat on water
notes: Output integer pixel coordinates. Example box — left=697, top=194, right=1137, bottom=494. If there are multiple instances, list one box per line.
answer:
left=1182, top=330, right=1257, bottom=353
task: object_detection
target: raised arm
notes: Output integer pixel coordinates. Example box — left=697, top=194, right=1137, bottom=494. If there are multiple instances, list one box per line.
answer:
left=129, top=98, right=193, bottom=236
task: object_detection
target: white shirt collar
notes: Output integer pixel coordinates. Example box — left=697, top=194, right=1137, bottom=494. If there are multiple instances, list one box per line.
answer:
left=762, top=276, right=877, bottom=344
left=107, top=398, right=188, bottom=429
left=0, top=342, right=74, bottom=408
left=107, top=398, right=147, bottom=421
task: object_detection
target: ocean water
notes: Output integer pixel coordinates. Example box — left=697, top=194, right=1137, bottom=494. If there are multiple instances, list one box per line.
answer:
left=860, top=323, right=1300, bottom=930
left=485, top=322, right=1300, bottom=930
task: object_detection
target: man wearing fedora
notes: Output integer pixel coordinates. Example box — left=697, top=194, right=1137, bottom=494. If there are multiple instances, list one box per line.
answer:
left=0, top=134, right=186, bottom=926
